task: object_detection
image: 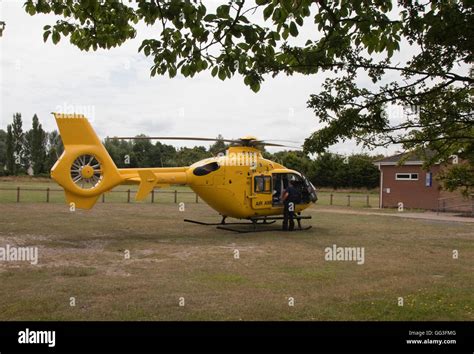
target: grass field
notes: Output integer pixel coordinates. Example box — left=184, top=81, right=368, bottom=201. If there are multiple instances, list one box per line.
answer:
left=0, top=202, right=472, bottom=321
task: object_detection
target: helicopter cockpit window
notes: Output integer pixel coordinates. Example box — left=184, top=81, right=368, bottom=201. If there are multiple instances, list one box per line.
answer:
left=254, top=175, right=272, bottom=193
left=302, top=175, right=318, bottom=203
left=193, top=162, right=220, bottom=176
left=288, top=174, right=303, bottom=184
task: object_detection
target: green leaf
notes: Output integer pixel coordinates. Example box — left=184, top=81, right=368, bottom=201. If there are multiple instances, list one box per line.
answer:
left=263, top=5, right=274, bottom=20
left=250, top=82, right=260, bottom=92
left=218, top=67, right=226, bottom=80
left=43, top=30, right=51, bottom=43
left=181, top=65, right=190, bottom=77
left=150, top=66, right=157, bottom=77
left=272, top=8, right=282, bottom=22
left=52, top=31, right=60, bottom=44
left=289, top=22, right=298, bottom=37
left=25, top=3, right=36, bottom=16
left=237, top=42, right=250, bottom=50
left=216, top=5, right=230, bottom=18
left=203, top=14, right=217, bottom=22
left=387, top=47, right=394, bottom=58
left=169, top=67, right=177, bottom=78
left=211, top=66, right=218, bottom=77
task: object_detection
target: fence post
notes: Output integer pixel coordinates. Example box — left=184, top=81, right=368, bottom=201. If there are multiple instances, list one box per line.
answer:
left=347, top=195, right=351, bottom=207
left=330, top=193, right=333, bottom=205
left=366, top=194, right=369, bottom=207
left=102, top=194, right=105, bottom=203
left=16, top=187, right=20, bottom=203
left=127, top=189, right=130, bottom=203
left=46, top=188, right=50, bottom=203
left=195, top=193, right=198, bottom=203
left=174, top=190, right=177, bottom=203
left=151, top=189, right=155, bottom=203
left=471, top=194, right=474, bottom=217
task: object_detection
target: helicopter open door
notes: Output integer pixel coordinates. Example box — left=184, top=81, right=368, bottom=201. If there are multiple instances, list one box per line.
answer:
left=271, top=172, right=318, bottom=206
left=251, top=173, right=273, bottom=209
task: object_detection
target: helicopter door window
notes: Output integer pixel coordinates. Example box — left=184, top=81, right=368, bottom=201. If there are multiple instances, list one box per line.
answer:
left=288, top=174, right=304, bottom=204
left=272, top=174, right=283, bottom=205
left=254, top=176, right=271, bottom=193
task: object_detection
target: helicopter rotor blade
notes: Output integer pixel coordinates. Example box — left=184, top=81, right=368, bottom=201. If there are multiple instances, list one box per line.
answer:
left=107, top=136, right=241, bottom=144
left=258, top=139, right=302, bottom=144
left=108, top=136, right=302, bottom=149
left=252, top=142, right=303, bottom=149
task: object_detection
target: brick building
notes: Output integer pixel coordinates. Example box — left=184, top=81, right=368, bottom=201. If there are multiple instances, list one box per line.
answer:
left=374, top=152, right=447, bottom=210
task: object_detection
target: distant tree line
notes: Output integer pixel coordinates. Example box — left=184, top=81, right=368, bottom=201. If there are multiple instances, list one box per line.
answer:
left=1, top=114, right=380, bottom=189
left=1, top=113, right=63, bottom=177
left=104, top=137, right=211, bottom=169
left=269, top=151, right=381, bottom=190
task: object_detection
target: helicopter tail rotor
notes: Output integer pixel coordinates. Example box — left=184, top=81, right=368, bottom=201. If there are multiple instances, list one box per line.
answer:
left=51, top=113, right=124, bottom=209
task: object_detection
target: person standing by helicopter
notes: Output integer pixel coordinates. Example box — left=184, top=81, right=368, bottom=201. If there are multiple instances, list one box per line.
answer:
left=282, top=180, right=300, bottom=231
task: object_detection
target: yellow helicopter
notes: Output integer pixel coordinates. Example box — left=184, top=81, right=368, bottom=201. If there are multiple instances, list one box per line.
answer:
left=51, top=113, right=318, bottom=233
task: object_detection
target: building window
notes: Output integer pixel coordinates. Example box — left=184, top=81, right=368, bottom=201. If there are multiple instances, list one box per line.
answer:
left=395, top=173, right=419, bottom=181
left=255, top=175, right=272, bottom=193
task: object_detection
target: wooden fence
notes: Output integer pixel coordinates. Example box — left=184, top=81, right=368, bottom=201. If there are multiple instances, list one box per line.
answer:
left=0, top=187, right=377, bottom=208
left=0, top=187, right=199, bottom=204
left=324, top=193, right=374, bottom=207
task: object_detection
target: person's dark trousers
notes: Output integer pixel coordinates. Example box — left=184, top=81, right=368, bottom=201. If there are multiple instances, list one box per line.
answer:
left=283, top=201, right=295, bottom=231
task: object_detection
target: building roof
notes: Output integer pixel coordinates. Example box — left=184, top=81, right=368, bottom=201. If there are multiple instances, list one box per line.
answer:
left=374, top=150, right=436, bottom=166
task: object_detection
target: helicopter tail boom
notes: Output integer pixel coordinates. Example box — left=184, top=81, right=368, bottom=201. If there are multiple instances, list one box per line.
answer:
left=118, top=167, right=188, bottom=201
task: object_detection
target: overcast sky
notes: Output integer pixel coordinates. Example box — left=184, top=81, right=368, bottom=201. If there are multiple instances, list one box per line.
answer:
left=0, top=0, right=403, bottom=156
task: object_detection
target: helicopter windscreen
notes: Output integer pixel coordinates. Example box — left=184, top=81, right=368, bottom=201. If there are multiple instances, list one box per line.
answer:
left=302, top=175, right=318, bottom=203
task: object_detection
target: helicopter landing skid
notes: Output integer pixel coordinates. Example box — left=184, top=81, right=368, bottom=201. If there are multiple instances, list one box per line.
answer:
left=216, top=226, right=312, bottom=234
left=183, top=216, right=276, bottom=226
left=186, top=215, right=312, bottom=234
left=216, top=223, right=311, bottom=233
left=217, top=215, right=312, bottom=234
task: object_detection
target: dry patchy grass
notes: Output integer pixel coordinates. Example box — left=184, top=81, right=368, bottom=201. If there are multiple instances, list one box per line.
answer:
left=0, top=202, right=472, bottom=321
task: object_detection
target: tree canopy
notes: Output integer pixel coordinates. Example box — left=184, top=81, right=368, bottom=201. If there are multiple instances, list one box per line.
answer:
left=24, top=0, right=473, bottom=193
